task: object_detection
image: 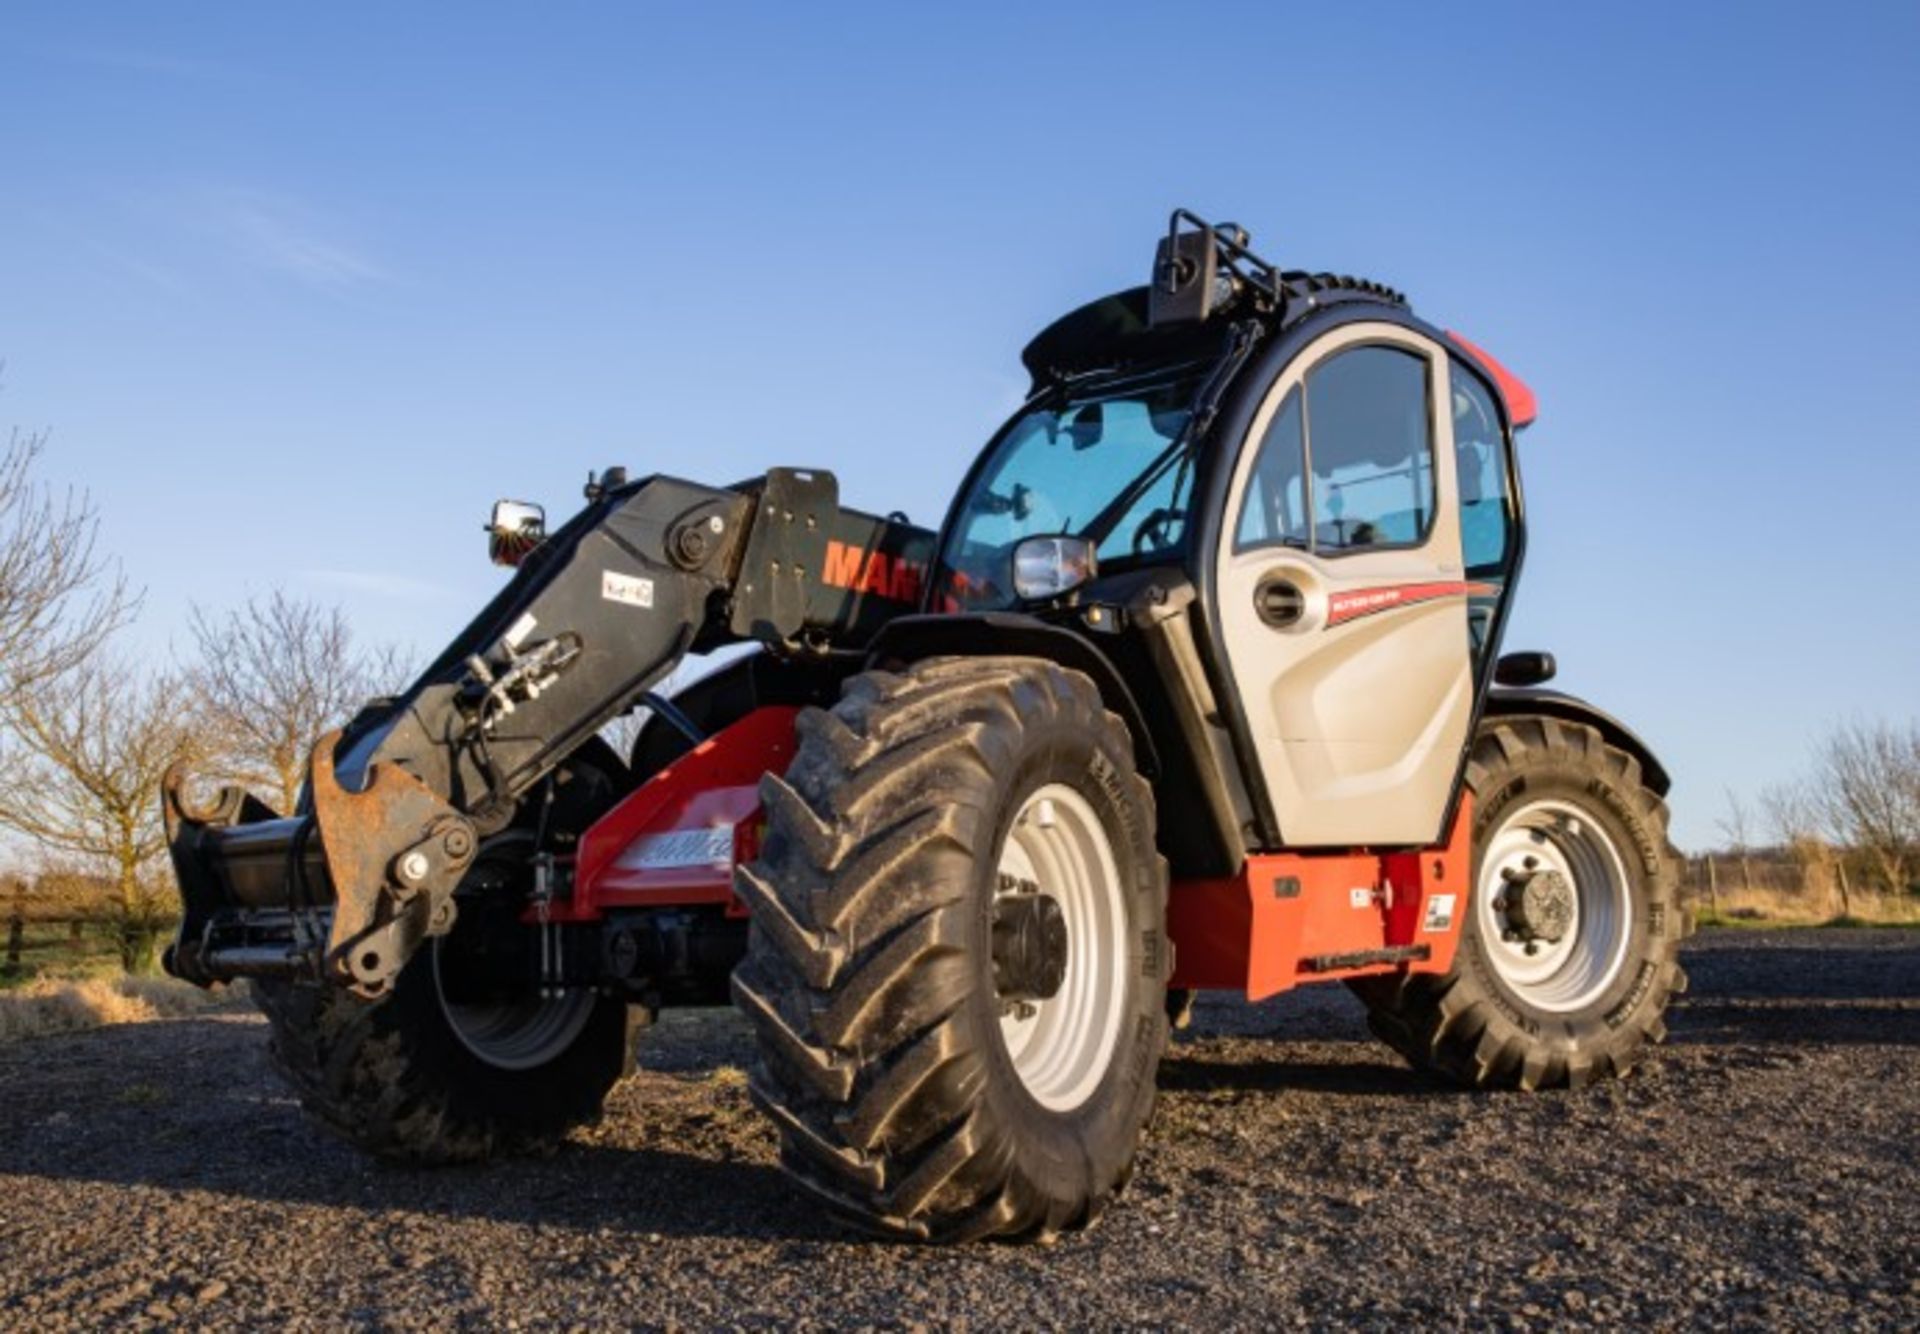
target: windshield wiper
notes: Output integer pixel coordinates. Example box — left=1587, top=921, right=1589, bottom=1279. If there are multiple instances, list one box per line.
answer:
left=1080, top=321, right=1263, bottom=549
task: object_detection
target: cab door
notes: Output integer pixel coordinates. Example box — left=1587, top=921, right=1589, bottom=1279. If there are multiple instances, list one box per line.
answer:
left=1214, top=321, right=1474, bottom=848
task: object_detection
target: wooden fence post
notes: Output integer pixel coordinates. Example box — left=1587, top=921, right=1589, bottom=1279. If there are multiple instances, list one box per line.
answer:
left=4, top=880, right=24, bottom=978
left=1836, top=861, right=1854, bottom=918
left=1706, top=855, right=1720, bottom=912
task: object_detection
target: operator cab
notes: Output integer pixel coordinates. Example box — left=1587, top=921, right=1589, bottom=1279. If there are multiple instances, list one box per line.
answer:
left=931, top=210, right=1535, bottom=861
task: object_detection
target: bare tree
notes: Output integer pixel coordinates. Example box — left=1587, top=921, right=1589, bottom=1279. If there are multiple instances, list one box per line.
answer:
left=0, top=659, right=193, bottom=970
left=0, top=427, right=135, bottom=693
left=1716, top=787, right=1756, bottom=891
left=184, top=591, right=411, bottom=812
left=1761, top=778, right=1846, bottom=913
left=1812, top=719, right=1920, bottom=895
left=1762, top=778, right=1823, bottom=846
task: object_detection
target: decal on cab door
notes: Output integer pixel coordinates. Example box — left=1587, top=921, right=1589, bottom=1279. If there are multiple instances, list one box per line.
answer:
left=1325, top=581, right=1497, bottom=629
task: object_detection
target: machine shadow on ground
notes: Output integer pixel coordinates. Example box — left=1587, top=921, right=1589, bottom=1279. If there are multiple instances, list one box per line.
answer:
left=1, top=931, right=1915, bottom=1242
left=0, top=1087, right=848, bottom=1246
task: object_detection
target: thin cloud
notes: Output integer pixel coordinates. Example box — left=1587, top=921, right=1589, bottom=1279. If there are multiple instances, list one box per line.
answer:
left=83, top=240, right=189, bottom=295
left=301, top=569, right=449, bottom=601
left=109, top=184, right=389, bottom=291
left=213, top=190, right=387, bottom=289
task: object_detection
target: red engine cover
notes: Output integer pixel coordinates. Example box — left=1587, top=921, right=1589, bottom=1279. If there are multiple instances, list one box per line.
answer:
left=551, top=706, right=800, bottom=922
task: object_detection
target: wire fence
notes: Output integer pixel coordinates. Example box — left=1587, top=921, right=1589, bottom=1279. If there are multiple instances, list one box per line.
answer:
left=1676, top=848, right=1917, bottom=923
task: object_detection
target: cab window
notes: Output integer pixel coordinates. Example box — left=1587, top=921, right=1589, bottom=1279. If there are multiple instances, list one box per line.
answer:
left=1450, top=357, right=1517, bottom=664
left=1304, top=345, right=1433, bottom=553
left=1450, top=359, right=1512, bottom=575
left=1234, top=387, right=1309, bottom=550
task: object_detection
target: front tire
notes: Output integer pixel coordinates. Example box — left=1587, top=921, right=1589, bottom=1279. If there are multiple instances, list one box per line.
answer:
left=1352, top=715, right=1686, bottom=1089
left=256, top=833, right=635, bottom=1163
left=732, top=656, right=1169, bottom=1242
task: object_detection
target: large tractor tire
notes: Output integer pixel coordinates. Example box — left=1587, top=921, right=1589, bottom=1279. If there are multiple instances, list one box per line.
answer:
left=256, top=828, right=635, bottom=1163
left=732, top=656, right=1169, bottom=1243
left=1352, top=715, right=1686, bottom=1089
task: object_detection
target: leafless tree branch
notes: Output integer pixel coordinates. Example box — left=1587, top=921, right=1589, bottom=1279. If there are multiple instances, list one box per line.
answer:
left=1811, top=719, right=1920, bottom=894
left=1715, top=788, right=1756, bottom=890
left=0, top=427, right=137, bottom=694
left=182, top=590, right=412, bottom=812
left=0, top=658, right=193, bottom=968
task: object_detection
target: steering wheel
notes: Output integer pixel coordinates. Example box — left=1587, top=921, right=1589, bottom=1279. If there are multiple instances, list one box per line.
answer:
left=1131, top=507, right=1182, bottom=556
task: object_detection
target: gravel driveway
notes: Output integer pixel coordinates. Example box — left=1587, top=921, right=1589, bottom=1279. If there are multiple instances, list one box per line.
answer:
left=2, top=927, right=1916, bottom=1330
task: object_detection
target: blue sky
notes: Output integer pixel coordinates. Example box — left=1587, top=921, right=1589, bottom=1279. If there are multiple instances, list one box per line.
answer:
left=2, top=3, right=1916, bottom=849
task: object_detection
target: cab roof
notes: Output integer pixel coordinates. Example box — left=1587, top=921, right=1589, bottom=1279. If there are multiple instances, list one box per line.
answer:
left=1021, top=286, right=1538, bottom=432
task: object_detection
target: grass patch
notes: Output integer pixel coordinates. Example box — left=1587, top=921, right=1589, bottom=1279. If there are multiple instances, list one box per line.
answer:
left=1692, top=908, right=1801, bottom=930
left=0, top=973, right=230, bottom=1043
left=1689, top=886, right=1920, bottom=931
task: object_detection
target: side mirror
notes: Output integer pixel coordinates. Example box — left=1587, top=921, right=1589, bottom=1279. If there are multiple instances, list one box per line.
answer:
left=1494, top=651, right=1557, bottom=687
left=1012, top=535, right=1096, bottom=602
left=488, top=499, right=546, bottom=567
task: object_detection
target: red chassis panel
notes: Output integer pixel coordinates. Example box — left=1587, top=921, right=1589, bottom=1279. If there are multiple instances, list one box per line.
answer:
left=1167, top=796, right=1474, bottom=1000
left=551, top=702, right=1471, bottom=999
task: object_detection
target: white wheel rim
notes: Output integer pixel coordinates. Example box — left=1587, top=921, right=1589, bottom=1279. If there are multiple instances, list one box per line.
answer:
left=1477, top=798, right=1634, bottom=1013
left=994, top=783, right=1129, bottom=1113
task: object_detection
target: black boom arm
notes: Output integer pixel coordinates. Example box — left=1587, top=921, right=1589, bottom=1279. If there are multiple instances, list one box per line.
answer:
left=162, top=468, right=932, bottom=996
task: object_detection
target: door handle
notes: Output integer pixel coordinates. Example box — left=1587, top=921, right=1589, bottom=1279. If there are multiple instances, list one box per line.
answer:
left=1254, top=575, right=1306, bottom=630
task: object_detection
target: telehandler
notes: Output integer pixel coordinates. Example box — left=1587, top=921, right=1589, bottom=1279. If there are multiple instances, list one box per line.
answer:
left=164, top=211, right=1683, bottom=1242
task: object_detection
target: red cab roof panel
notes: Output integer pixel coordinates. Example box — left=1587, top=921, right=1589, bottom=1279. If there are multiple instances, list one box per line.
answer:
left=1444, top=331, right=1537, bottom=431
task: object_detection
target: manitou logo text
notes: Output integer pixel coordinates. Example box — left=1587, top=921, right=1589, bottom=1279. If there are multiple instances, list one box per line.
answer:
left=823, top=540, right=926, bottom=603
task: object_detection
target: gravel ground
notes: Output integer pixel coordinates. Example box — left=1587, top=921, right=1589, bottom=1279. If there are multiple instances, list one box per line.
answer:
left=1, top=927, right=1916, bottom=1330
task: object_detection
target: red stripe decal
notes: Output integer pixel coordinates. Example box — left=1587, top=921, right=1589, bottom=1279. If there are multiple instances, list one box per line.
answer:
left=1325, top=581, right=1495, bottom=628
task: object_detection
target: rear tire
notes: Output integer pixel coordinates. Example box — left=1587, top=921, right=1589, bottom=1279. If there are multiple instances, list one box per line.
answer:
left=1351, top=715, right=1686, bottom=1089
left=732, top=656, right=1169, bottom=1242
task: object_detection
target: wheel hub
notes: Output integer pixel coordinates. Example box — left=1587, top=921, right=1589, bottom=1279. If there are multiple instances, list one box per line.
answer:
left=1477, top=799, right=1634, bottom=1013
left=1500, top=864, right=1575, bottom=943
left=991, top=878, right=1069, bottom=1006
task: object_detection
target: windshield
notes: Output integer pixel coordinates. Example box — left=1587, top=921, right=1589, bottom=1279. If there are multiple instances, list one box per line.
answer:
left=936, top=365, right=1211, bottom=610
